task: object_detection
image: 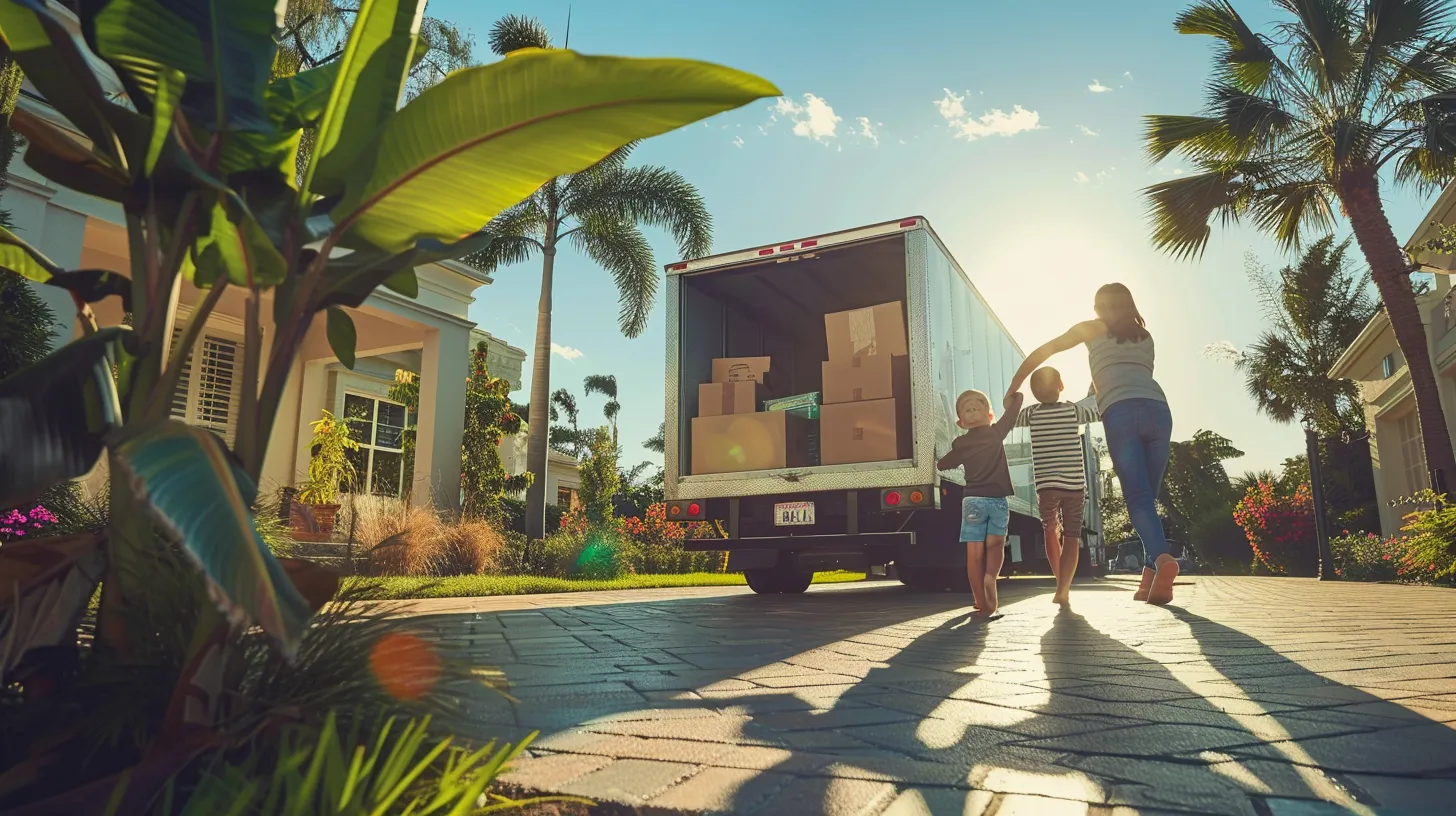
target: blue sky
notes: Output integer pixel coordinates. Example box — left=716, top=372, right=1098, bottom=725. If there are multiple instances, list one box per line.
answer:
left=433, top=0, right=1439, bottom=475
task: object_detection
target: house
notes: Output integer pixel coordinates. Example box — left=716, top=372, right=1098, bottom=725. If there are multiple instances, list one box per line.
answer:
left=1329, top=183, right=1456, bottom=535
left=5, top=5, right=550, bottom=513
left=498, top=433, right=583, bottom=510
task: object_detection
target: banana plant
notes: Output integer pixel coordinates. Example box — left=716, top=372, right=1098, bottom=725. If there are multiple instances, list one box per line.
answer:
left=0, top=0, right=774, bottom=806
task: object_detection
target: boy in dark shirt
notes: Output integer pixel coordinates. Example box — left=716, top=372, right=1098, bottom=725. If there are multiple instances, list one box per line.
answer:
left=937, top=388, right=1024, bottom=617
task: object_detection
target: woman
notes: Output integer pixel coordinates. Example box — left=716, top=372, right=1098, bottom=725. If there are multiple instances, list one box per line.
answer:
left=1004, top=283, right=1176, bottom=604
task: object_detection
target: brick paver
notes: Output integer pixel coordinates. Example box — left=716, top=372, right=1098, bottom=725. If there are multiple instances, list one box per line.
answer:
left=408, top=576, right=1456, bottom=815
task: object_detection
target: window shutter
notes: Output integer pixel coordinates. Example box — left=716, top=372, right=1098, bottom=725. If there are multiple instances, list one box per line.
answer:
left=169, top=325, right=194, bottom=422
left=196, top=336, right=241, bottom=446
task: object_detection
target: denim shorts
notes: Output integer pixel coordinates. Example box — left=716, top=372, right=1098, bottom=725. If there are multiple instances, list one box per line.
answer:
left=960, top=496, right=1010, bottom=542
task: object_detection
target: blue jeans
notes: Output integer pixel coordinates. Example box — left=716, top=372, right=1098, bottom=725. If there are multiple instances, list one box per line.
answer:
left=960, top=496, right=1010, bottom=542
left=1103, top=398, right=1173, bottom=569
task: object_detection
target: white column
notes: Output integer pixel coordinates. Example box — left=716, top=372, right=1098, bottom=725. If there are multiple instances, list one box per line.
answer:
left=412, top=324, right=470, bottom=513
left=293, top=360, right=330, bottom=486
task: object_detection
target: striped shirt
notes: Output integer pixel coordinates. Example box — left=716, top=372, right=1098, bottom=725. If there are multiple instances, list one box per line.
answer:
left=1016, top=398, right=1100, bottom=491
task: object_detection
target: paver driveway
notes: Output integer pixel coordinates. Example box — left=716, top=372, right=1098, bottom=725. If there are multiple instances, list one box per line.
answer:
left=402, top=576, right=1456, bottom=815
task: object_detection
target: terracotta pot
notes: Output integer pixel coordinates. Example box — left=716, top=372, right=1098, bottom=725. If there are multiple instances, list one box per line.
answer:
left=289, top=501, right=340, bottom=543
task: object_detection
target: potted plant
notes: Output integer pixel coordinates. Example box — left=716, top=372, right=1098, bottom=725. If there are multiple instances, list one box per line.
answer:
left=292, top=410, right=359, bottom=542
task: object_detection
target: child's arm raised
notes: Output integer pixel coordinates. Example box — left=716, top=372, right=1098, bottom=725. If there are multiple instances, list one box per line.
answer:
left=993, top=392, right=1025, bottom=439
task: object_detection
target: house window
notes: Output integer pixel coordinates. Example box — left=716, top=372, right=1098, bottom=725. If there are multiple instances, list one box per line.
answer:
left=1398, top=412, right=1429, bottom=495
left=1381, top=354, right=1396, bottom=379
left=557, top=486, right=577, bottom=508
left=343, top=393, right=407, bottom=497
left=169, top=325, right=243, bottom=445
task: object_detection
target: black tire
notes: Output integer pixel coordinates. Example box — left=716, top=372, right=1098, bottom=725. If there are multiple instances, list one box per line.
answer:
left=745, top=569, right=780, bottom=594
left=776, top=570, right=812, bottom=594
left=898, top=566, right=936, bottom=591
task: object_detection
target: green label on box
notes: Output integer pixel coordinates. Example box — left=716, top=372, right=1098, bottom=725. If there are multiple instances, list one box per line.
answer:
left=765, top=392, right=821, bottom=413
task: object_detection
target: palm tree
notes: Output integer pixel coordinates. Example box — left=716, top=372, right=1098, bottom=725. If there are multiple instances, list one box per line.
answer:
left=470, top=16, right=713, bottom=539
left=1146, top=0, right=1456, bottom=492
left=1212, top=238, right=1377, bottom=436
left=549, top=388, right=582, bottom=459
left=583, top=374, right=621, bottom=445
left=644, top=421, right=666, bottom=454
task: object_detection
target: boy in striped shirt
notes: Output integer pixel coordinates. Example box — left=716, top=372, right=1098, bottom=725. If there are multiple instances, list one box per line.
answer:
left=1016, top=367, right=1099, bottom=606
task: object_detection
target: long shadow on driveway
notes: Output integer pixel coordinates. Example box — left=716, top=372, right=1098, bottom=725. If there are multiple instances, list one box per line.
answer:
left=419, top=578, right=1456, bottom=815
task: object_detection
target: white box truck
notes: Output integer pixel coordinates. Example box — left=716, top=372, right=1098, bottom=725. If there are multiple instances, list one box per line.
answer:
left=662, top=216, right=1096, bottom=593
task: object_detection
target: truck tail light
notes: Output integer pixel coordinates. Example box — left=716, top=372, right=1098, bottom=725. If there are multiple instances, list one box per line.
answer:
left=881, top=487, right=932, bottom=510
left=666, top=500, right=706, bottom=520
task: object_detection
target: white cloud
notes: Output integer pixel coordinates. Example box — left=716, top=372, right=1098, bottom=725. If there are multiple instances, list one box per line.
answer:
left=934, top=90, right=1043, bottom=141
left=551, top=342, right=583, bottom=361
left=1076, top=124, right=1099, bottom=137
left=732, top=135, right=744, bottom=148
left=1088, top=79, right=1112, bottom=93
left=1123, top=71, right=1134, bottom=81
left=1073, top=171, right=1090, bottom=184
left=856, top=116, right=880, bottom=146
left=773, top=93, right=841, bottom=141
left=1074, top=167, right=1116, bottom=184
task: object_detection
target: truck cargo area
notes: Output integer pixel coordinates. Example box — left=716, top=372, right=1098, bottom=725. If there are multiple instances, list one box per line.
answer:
left=676, top=233, right=910, bottom=478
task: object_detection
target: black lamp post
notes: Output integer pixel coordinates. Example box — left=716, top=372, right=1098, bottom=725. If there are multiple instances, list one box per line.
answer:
left=1303, top=415, right=1335, bottom=580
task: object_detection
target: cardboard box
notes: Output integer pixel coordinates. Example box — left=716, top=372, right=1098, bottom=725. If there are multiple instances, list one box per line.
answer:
left=711, top=356, right=770, bottom=385
left=825, top=302, right=907, bottom=361
left=698, top=382, right=760, bottom=417
left=691, top=411, right=811, bottom=475
left=820, top=399, right=905, bottom=465
left=823, top=354, right=907, bottom=404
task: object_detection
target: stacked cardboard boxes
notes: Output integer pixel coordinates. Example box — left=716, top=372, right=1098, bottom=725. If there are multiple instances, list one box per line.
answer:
left=819, top=301, right=912, bottom=465
left=690, top=357, right=811, bottom=475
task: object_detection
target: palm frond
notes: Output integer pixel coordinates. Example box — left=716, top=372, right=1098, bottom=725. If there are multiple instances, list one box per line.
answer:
left=563, top=142, right=641, bottom=198
left=461, top=201, right=547, bottom=271
left=603, top=399, right=620, bottom=423
left=550, top=389, right=578, bottom=426
left=1143, top=166, right=1251, bottom=259
left=1392, top=144, right=1456, bottom=193
left=1175, top=0, right=1279, bottom=91
left=573, top=214, right=658, bottom=337
left=487, top=14, right=551, bottom=56
left=1273, top=0, right=1360, bottom=92
left=1248, top=180, right=1338, bottom=248
left=1144, top=115, right=1233, bottom=162
left=582, top=374, right=618, bottom=400
left=1213, top=84, right=1299, bottom=149
left=644, top=421, right=665, bottom=454
left=1387, top=39, right=1456, bottom=96
left=571, top=166, right=712, bottom=260
left=1362, top=0, right=1450, bottom=59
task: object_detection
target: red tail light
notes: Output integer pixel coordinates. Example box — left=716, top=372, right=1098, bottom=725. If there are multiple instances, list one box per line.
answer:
left=688, top=502, right=701, bottom=516
left=884, top=491, right=902, bottom=506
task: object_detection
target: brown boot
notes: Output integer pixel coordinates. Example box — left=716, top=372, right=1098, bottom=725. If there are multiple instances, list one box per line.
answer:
left=1132, top=567, right=1154, bottom=602
left=1147, top=555, right=1179, bottom=605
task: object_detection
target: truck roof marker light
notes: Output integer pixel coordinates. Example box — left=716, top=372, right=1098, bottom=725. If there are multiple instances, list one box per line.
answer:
left=800, top=240, right=818, bottom=248
left=899, top=218, right=918, bottom=228
left=668, top=263, right=687, bottom=271
left=757, top=248, right=774, bottom=256
left=779, top=244, right=795, bottom=251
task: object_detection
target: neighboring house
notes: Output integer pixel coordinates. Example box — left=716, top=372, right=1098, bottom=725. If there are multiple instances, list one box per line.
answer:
left=5, top=7, right=546, bottom=513
left=497, top=433, right=583, bottom=510
left=1330, top=183, right=1456, bottom=535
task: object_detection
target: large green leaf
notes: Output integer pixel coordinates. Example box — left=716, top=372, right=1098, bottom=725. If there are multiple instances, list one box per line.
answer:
left=192, top=199, right=288, bottom=288
left=0, top=0, right=124, bottom=159
left=0, top=329, right=124, bottom=510
left=10, top=108, right=129, bottom=200
left=325, top=307, right=357, bottom=369
left=91, top=0, right=278, bottom=132
left=305, top=0, right=426, bottom=197
left=114, top=420, right=313, bottom=655
left=315, top=232, right=493, bottom=310
left=0, top=532, right=106, bottom=686
left=331, top=50, right=779, bottom=253
left=0, top=224, right=64, bottom=283
left=266, top=60, right=343, bottom=130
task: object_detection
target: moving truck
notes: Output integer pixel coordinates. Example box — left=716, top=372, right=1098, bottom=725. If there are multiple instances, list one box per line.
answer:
left=663, top=217, right=1065, bottom=594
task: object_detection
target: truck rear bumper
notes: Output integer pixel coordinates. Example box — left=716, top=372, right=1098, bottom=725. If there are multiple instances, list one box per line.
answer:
left=682, top=531, right=913, bottom=552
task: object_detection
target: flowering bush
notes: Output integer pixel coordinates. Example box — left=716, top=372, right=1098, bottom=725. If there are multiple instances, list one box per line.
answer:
left=1394, top=490, right=1456, bottom=586
left=1232, top=481, right=1317, bottom=576
left=532, top=505, right=726, bottom=578
left=1328, top=531, right=1404, bottom=582
left=0, top=505, right=59, bottom=542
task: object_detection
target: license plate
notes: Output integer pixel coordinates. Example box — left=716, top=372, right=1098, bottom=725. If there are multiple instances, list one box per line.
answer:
left=774, top=501, right=815, bottom=526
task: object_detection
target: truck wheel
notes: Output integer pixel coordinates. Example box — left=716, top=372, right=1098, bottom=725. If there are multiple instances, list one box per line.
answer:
left=745, top=569, right=780, bottom=594
left=776, top=570, right=812, bottom=594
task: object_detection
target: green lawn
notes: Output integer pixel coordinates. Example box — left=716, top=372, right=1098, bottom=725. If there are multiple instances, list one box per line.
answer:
left=348, top=570, right=868, bottom=600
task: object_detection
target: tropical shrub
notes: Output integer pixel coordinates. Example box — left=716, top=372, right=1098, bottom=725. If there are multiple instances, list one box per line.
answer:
left=160, top=711, right=543, bottom=815
left=578, top=427, right=620, bottom=524
left=341, top=494, right=505, bottom=577
left=1328, top=531, right=1404, bottom=582
left=0, top=0, right=774, bottom=809
left=1395, top=490, right=1456, bottom=585
left=617, top=503, right=724, bottom=574
left=1232, top=481, right=1317, bottom=576
left=297, top=409, right=360, bottom=505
